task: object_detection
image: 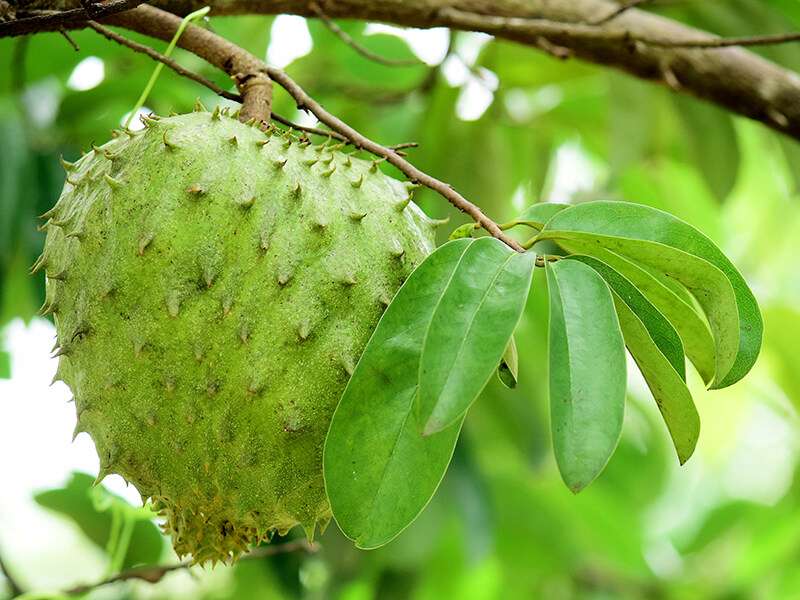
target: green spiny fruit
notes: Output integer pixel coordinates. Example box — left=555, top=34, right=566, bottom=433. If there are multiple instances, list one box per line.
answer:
left=35, top=110, right=438, bottom=563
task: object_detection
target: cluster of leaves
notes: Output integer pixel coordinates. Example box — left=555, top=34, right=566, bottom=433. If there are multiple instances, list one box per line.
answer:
left=323, top=200, right=762, bottom=549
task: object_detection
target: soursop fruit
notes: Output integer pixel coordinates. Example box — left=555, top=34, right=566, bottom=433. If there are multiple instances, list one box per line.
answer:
left=34, top=109, right=438, bottom=563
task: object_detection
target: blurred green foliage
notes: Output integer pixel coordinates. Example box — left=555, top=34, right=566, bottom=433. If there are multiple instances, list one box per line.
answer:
left=3, top=2, right=800, bottom=598
left=34, top=473, right=164, bottom=570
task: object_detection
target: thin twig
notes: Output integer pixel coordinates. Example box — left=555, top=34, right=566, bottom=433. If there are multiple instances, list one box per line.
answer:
left=87, top=20, right=241, bottom=102
left=59, top=27, right=80, bottom=50
left=389, top=141, right=418, bottom=151
left=0, top=0, right=144, bottom=37
left=533, top=36, right=572, bottom=59
left=588, top=0, right=650, bottom=26
left=309, top=1, right=421, bottom=67
left=65, top=539, right=318, bottom=595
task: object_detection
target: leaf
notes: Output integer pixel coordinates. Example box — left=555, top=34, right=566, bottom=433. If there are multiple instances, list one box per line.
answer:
left=497, top=335, right=518, bottom=389
left=515, top=202, right=570, bottom=228
left=417, top=237, right=535, bottom=434
left=567, top=255, right=685, bottom=379
left=555, top=234, right=736, bottom=388
left=34, top=472, right=163, bottom=568
left=557, top=241, right=716, bottom=384
left=615, top=297, right=701, bottom=464
left=545, top=259, right=626, bottom=493
left=540, top=201, right=761, bottom=389
left=324, top=240, right=471, bottom=549
left=567, top=255, right=699, bottom=463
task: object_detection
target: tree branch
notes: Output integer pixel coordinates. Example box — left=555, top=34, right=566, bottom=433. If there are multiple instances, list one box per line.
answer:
left=99, top=3, right=271, bottom=123
left=0, top=0, right=144, bottom=37
left=266, top=66, right=523, bottom=250
left=101, top=5, right=523, bottom=251
left=9, top=0, right=800, bottom=139
left=64, top=539, right=318, bottom=595
left=434, top=4, right=800, bottom=139
left=88, top=20, right=418, bottom=148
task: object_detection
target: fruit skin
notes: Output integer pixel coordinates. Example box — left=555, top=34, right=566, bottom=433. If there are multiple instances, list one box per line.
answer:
left=34, top=109, right=438, bottom=563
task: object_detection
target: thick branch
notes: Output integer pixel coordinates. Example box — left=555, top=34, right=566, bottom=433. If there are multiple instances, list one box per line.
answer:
left=100, top=3, right=271, bottom=122
left=0, top=0, right=144, bottom=36
left=435, top=5, right=800, bottom=139
left=102, top=5, right=523, bottom=251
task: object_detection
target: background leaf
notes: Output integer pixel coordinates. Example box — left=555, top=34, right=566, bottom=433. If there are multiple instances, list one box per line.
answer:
left=497, top=335, right=518, bottom=389
left=673, top=94, right=740, bottom=203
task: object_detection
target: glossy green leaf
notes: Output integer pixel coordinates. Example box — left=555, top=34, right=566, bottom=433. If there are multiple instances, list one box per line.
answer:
left=324, top=240, right=471, bottom=549
left=615, top=296, right=700, bottom=464
left=498, top=335, right=519, bottom=389
left=557, top=241, right=716, bottom=384
left=567, top=255, right=685, bottom=380
left=546, top=259, right=626, bottom=493
left=554, top=234, right=736, bottom=388
left=567, top=255, right=699, bottom=463
left=417, top=237, right=535, bottom=435
left=516, top=202, right=570, bottom=228
left=541, top=201, right=761, bottom=388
